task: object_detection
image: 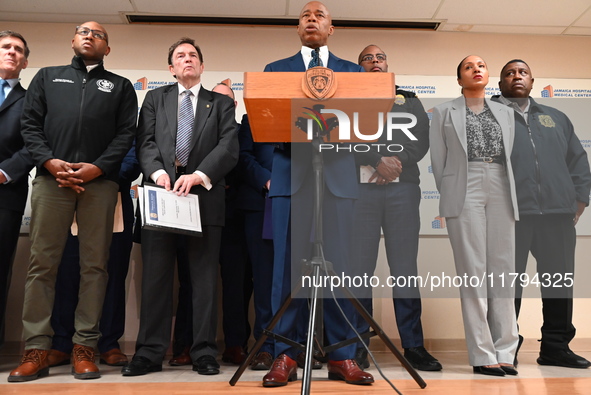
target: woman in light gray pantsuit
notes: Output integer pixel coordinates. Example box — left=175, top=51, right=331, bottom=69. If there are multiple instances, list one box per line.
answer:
left=429, top=55, right=519, bottom=376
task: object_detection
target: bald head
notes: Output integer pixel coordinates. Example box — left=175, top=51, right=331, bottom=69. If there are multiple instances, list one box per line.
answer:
left=296, top=1, right=334, bottom=48
left=358, top=45, right=388, bottom=72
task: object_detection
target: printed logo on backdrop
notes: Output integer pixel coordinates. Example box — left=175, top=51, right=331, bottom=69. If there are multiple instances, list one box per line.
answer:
left=432, top=216, right=446, bottom=229
left=231, top=82, right=244, bottom=92
left=542, top=85, right=554, bottom=98
left=398, top=85, right=437, bottom=95
left=542, top=85, right=591, bottom=98
left=485, top=86, right=501, bottom=96
left=134, top=77, right=174, bottom=91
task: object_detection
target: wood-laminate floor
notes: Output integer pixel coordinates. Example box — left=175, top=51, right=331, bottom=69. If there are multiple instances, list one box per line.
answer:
left=1, top=350, right=589, bottom=394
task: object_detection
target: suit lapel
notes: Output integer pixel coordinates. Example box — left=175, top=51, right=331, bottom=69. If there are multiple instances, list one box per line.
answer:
left=191, top=87, right=213, bottom=149
left=0, top=83, right=25, bottom=113
left=327, top=52, right=341, bottom=71
left=287, top=53, right=306, bottom=71
left=450, top=96, right=467, bottom=152
left=164, top=84, right=179, bottom=142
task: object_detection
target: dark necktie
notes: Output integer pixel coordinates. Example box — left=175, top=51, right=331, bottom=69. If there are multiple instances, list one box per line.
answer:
left=0, top=80, right=8, bottom=106
left=308, top=48, right=323, bottom=68
left=176, top=90, right=194, bottom=166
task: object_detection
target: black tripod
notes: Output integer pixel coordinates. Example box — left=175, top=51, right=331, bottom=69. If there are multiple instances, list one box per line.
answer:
left=230, top=116, right=427, bottom=394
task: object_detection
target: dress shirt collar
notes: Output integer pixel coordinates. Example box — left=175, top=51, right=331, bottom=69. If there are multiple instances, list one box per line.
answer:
left=177, top=82, right=201, bottom=97
left=498, top=94, right=531, bottom=124
left=300, top=45, right=329, bottom=69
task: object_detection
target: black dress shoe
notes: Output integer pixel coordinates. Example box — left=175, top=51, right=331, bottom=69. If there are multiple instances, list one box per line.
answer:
left=500, top=365, right=518, bottom=375
left=296, top=352, right=322, bottom=370
left=354, top=348, right=370, bottom=370
left=193, top=355, right=220, bottom=375
left=537, top=349, right=591, bottom=369
left=121, top=356, right=162, bottom=376
left=473, top=366, right=506, bottom=376
left=514, top=334, right=524, bottom=367
left=404, top=346, right=442, bottom=371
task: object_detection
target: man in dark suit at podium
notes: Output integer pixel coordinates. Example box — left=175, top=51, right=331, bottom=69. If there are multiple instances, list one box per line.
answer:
left=261, top=1, right=374, bottom=387
left=0, top=30, right=33, bottom=350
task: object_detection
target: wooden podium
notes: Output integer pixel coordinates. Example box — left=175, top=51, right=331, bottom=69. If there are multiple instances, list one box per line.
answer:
left=243, top=71, right=396, bottom=143
left=232, top=70, right=427, bottom=393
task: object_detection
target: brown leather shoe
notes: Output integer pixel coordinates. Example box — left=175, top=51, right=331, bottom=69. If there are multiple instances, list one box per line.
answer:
left=100, top=348, right=128, bottom=366
left=169, top=346, right=192, bottom=366
left=250, top=351, right=273, bottom=370
left=47, top=349, right=71, bottom=367
left=262, top=354, right=297, bottom=387
left=222, top=346, right=246, bottom=365
left=328, top=359, right=374, bottom=385
left=8, top=349, right=50, bottom=382
left=296, top=351, right=323, bottom=370
left=71, top=344, right=100, bottom=380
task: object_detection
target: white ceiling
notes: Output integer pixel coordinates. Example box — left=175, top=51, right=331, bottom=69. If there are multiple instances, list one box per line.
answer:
left=2, top=0, right=591, bottom=36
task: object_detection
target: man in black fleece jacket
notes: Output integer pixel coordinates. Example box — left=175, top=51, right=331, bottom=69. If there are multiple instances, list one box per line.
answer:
left=9, top=21, right=136, bottom=382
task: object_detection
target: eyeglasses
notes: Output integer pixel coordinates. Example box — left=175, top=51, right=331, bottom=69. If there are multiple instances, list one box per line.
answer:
left=361, top=54, right=387, bottom=63
left=75, top=26, right=107, bottom=41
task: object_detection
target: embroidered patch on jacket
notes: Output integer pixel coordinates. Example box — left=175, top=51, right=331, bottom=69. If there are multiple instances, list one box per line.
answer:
left=97, top=79, right=114, bottom=93
left=394, top=94, right=406, bottom=105
left=538, top=114, right=556, bottom=128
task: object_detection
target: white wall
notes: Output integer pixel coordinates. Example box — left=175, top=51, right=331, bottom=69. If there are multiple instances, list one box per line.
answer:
left=3, top=20, right=591, bottom=352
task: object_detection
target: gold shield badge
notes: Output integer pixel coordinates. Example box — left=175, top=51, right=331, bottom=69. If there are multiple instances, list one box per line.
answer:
left=302, top=67, right=337, bottom=99
left=538, top=114, right=556, bottom=128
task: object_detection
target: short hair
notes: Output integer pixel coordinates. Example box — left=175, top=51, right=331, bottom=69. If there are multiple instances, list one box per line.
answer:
left=167, top=37, right=203, bottom=65
left=0, top=30, right=30, bottom=59
left=214, top=82, right=235, bottom=99
left=500, top=59, right=530, bottom=78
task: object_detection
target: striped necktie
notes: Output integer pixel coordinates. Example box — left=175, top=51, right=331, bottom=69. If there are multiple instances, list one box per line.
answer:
left=176, top=90, right=194, bottom=166
left=308, top=48, right=323, bottom=68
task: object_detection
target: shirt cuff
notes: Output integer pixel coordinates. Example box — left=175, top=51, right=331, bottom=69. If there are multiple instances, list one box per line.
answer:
left=0, top=169, right=12, bottom=184
left=150, top=169, right=167, bottom=183
left=195, top=170, right=212, bottom=190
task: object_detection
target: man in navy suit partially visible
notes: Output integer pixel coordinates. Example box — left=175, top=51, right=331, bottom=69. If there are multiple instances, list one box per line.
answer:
left=0, top=30, right=33, bottom=350
left=261, top=1, right=374, bottom=387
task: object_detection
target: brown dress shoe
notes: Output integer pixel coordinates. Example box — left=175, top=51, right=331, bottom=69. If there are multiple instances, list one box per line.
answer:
left=100, top=348, right=128, bottom=366
left=296, top=351, right=323, bottom=370
left=8, top=349, right=50, bottom=382
left=250, top=351, right=273, bottom=370
left=71, top=344, right=100, bottom=380
left=328, top=359, right=374, bottom=385
left=262, top=354, right=297, bottom=387
left=169, top=347, right=192, bottom=366
left=47, top=349, right=71, bottom=367
left=222, top=346, right=246, bottom=365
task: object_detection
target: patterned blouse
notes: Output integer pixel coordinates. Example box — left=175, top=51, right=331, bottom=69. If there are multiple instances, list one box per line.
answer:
left=466, top=103, right=504, bottom=159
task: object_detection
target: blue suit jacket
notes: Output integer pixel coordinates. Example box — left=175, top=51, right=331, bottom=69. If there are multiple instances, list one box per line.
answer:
left=235, top=114, right=274, bottom=211
left=0, top=82, right=34, bottom=214
left=264, top=52, right=363, bottom=199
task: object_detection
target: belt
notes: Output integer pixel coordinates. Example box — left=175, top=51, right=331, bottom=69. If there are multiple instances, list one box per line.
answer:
left=175, top=165, right=187, bottom=175
left=468, top=157, right=504, bottom=164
